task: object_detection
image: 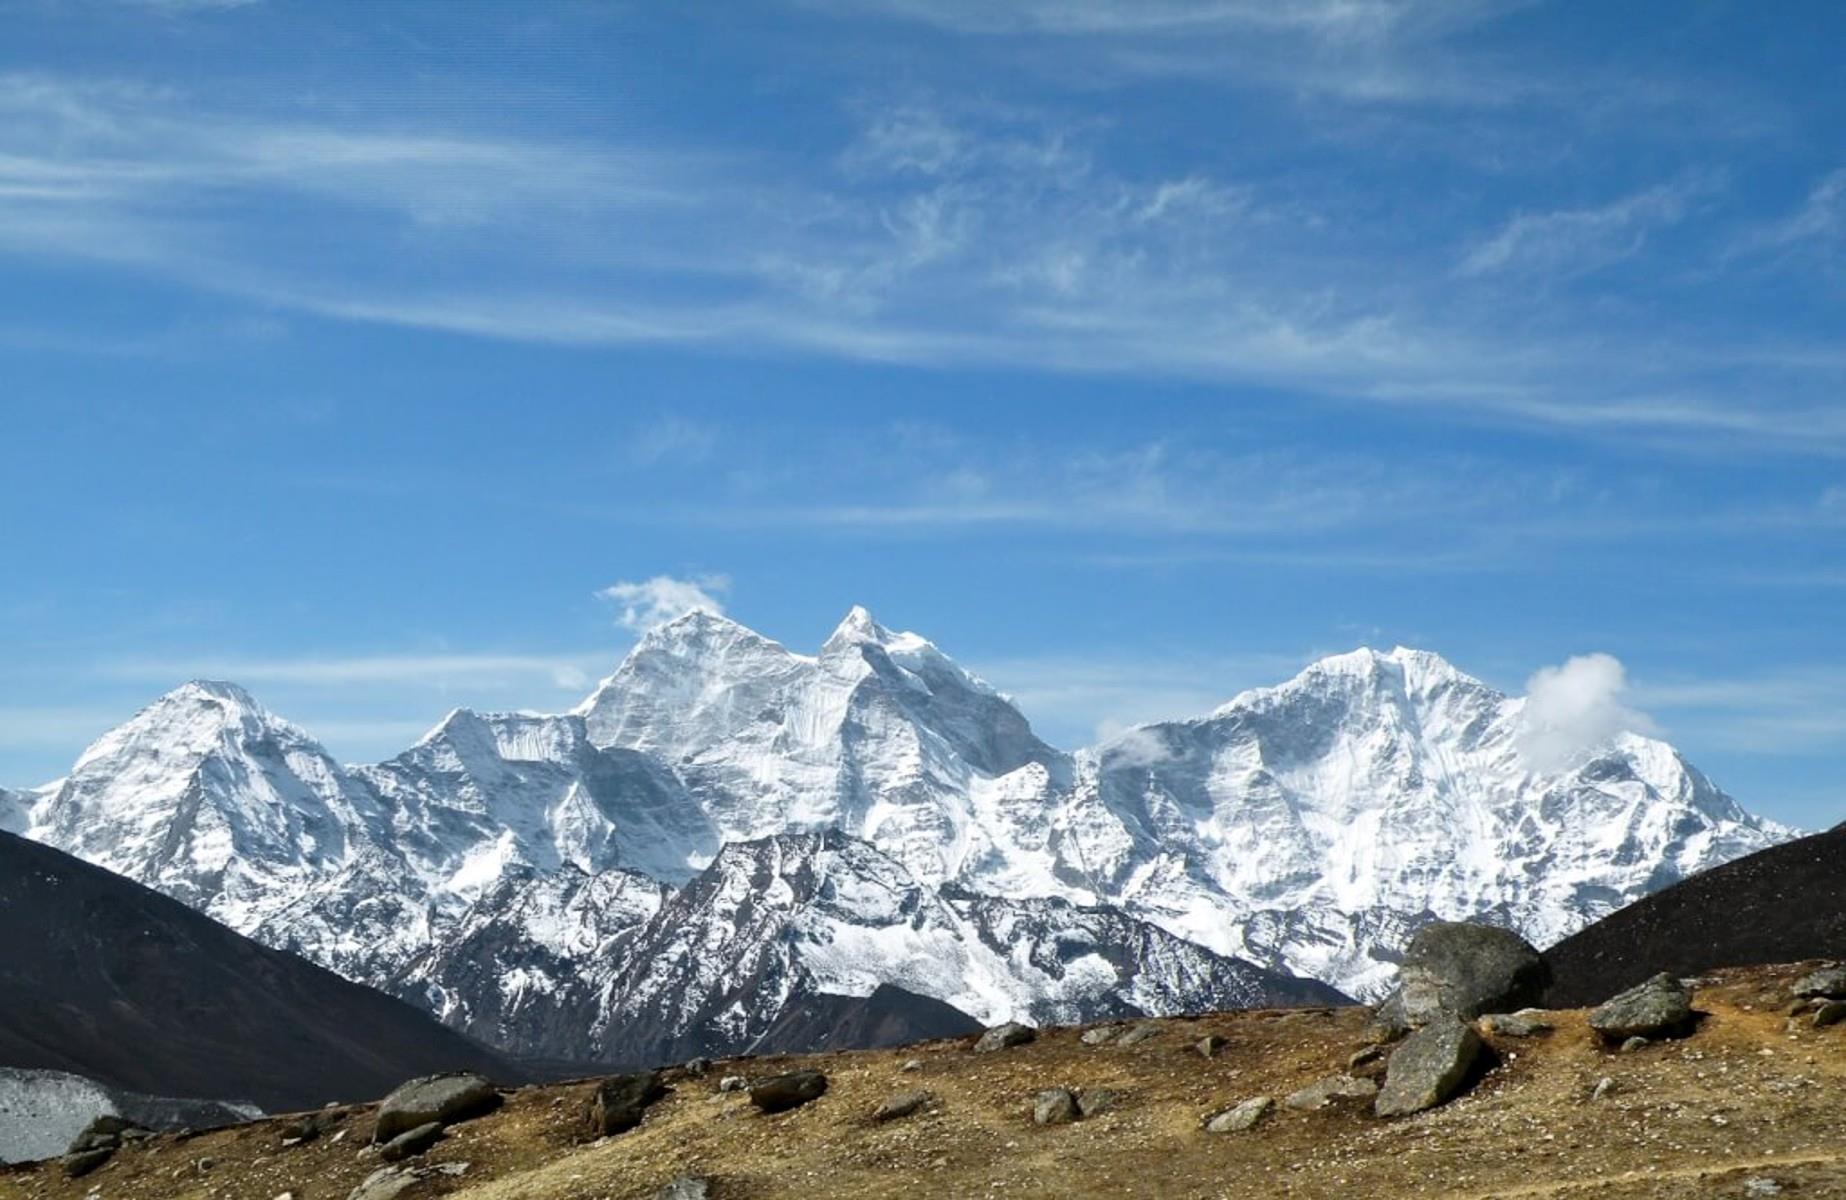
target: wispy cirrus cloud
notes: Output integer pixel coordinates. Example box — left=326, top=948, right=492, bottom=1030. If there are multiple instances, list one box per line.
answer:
left=102, top=651, right=608, bottom=691
left=1457, top=174, right=1718, bottom=279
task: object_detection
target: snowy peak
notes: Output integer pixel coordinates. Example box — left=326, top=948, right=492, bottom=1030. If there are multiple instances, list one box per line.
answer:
left=822, top=603, right=886, bottom=649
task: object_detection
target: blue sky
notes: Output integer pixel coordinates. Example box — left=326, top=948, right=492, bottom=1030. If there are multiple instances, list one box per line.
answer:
left=1, top=0, right=1841, bottom=827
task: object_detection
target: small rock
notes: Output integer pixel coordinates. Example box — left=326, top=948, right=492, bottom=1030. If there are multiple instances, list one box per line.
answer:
left=435, top=1161, right=471, bottom=1176
left=196, top=1156, right=216, bottom=1172
left=901, top=1058, right=924, bottom=1072
left=1032, top=1087, right=1079, bottom=1125
left=656, top=1177, right=712, bottom=1200
left=1742, top=1178, right=1783, bottom=1197
left=274, top=1192, right=298, bottom=1200
left=1591, top=1076, right=1617, bottom=1101
left=1115, top=1023, right=1161, bottom=1047
left=718, top=1074, right=749, bottom=1093
left=1791, top=964, right=1846, bottom=999
left=873, top=1090, right=931, bottom=1122
left=1480, top=1010, right=1553, bottom=1038
left=1195, top=1035, right=1228, bottom=1058
left=1620, top=1035, right=1651, bottom=1053
left=1077, top=1089, right=1121, bottom=1118
left=1813, top=1001, right=1846, bottom=1028
left=373, top=1072, right=502, bottom=1144
left=1348, top=1044, right=1388, bottom=1071
left=62, top=1148, right=114, bottom=1179
left=1203, top=1096, right=1273, bottom=1133
left=1080, top=1025, right=1123, bottom=1046
left=975, top=1022, right=1036, bottom=1052
left=1284, top=1074, right=1379, bottom=1111
left=379, top=1121, right=443, bottom=1162
left=1374, top=1016, right=1483, bottom=1118
left=1590, top=973, right=1693, bottom=1041
left=588, top=1071, right=667, bottom=1137
left=749, top=1069, right=828, bottom=1114
left=67, top=1115, right=139, bottom=1155
left=682, top=1057, right=712, bottom=1077
left=347, top=1167, right=419, bottom=1200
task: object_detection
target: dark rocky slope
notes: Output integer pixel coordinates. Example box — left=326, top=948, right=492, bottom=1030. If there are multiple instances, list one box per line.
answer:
left=1543, top=821, right=1846, bottom=1006
left=748, top=984, right=984, bottom=1055
left=0, top=831, right=519, bottom=1113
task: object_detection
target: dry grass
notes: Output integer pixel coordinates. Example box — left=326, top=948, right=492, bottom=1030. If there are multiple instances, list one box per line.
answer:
left=4, top=963, right=1843, bottom=1200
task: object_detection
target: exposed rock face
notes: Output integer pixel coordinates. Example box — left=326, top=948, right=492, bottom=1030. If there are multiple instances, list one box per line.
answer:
left=373, top=1074, right=501, bottom=1144
left=748, top=1070, right=828, bottom=1115
left=1393, top=922, right=1549, bottom=1027
left=1588, top=973, right=1694, bottom=1041
left=586, top=1073, right=665, bottom=1138
left=1375, top=1017, right=1483, bottom=1117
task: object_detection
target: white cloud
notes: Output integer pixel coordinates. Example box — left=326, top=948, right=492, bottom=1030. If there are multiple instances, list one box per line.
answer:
left=597, top=574, right=731, bottom=633
left=629, top=416, right=719, bottom=465
left=105, top=652, right=605, bottom=691
left=1458, top=175, right=1713, bottom=279
left=1515, top=652, right=1659, bottom=771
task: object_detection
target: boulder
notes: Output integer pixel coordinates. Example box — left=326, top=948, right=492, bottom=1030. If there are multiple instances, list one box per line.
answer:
left=67, top=1115, right=138, bottom=1154
left=373, top=1072, right=501, bottom=1144
left=348, top=1168, right=425, bottom=1200
left=588, top=1072, right=667, bottom=1137
left=62, top=1148, right=114, bottom=1179
left=1115, top=1023, right=1161, bottom=1047
left=1080, top=1025, right=1123, bottom=1046
left=749, top=1069, right=828, bottom=1114
left=1814, top=1001, right=1846, bottom=1028
left=1203, top=1096, right=1272, bottom=1133
left=1284, top=1074, right=1379, bottom=1111
left=1792, top=964, right=1846, bottom=999
left=1077, top=1089, right=1121, bottom=1118
left=1195, top=1035, right=1228, bottom=1058
left=872, top=1090, right=930, bottom=1122
left=1374, top=1016, right=1483, bottom=1118
left=718, top=1074, right=749, bottom=1093
left=975, top=1022, right=1036, bottom=1052
left=379, top=1122, right=443, bottom=1163
left=1032, top=1087, right=1079, bottom=1125
left=1391, top=922, right=1549, bottom=1029
left=1589, top=973, right=1693, bottom=1041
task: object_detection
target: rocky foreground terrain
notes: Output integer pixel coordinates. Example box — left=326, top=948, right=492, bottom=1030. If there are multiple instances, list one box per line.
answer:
left=4, top=961, right=1841, bottom=1200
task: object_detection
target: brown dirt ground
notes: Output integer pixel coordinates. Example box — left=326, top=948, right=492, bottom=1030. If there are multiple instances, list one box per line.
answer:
left=4, top=963, right=1842, bottom=1200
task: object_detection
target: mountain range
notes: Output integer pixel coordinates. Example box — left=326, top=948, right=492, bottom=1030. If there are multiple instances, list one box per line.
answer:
left=5, top=607, right=1792, bottom=1062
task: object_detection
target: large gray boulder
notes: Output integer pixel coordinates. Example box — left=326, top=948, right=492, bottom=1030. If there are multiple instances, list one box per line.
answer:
left=974, top=1022, right=1036, bottom=1053
left=1391, top=922, right=1549, bottom=1029
left=1374, top=1016, right=1483, bottom=1118
left=1203, top=1095, right=1272, bottom=1133
left=1032, top=1087, right=1079, bottom=1125
left=587, top=1072, right=666, bottom=1137
left=1284, top=1074, right=1378, bottom=1111
left=1589, top=973, right=1693, bottom=1041
left=1792, top=964, right=1846, bottom=999
left=748, top=1070, right=827, bottom=1115
left=372, top=1073, right=501, bottom=1144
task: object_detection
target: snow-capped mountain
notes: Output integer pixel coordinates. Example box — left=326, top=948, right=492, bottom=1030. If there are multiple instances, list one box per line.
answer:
left=580, top=830, right=1342, bottom=1068
left=14, top=607, right=1793, bottom=1058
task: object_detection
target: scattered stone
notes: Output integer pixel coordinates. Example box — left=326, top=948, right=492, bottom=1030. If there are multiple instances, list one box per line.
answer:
left=1195, top=1035, right=1228, bottom=1058
left=435, top=1162, right=471, bottom=1177
left=373, top=1072, right=502, bottom=1143
left=379, top=1122, right=444, bottom=1163
left=750, top=1069, right=829, bottom=1114
left=196, top=1156, right=216, bottom=1171
left=1591, top=1076, right=1617, bottom=1101
left=1080, top=1025, right=1123, bottom=1046
left=1619, top=1035, right=1650, bottom=1053
left=1348, top=1044, right=1388, bottom=1071
left=1368, top=992, right=1411, bottom=1042
left=975, top=1022, right=1037, bottom=1052
left=1480, top=1010, right=1553, bottom=1038
left=873, top=1090, right=931, bottom=1122
left=901, top=1058, right=924, bottom=1072
left=1375, top=1016, right=1484, bottom=1118
left=347, top=1167, right=420, bottom=1200
left=1389, top=921, right=1551, bottom=1030
left=1078, top=1089, right=1121, bottom=1118
left=682, top=1057, right=712, bottom=1078
left=1203, top=1096, right=1273, bottom=1133
left=1743, top=1178, right=1784, bottom=1197
left=656, top=1177, right=712, bottom=1200
left=279, top=1110, right=340, bottom=1146
left=1791, top=964, right=1846, bottom=999
left=1814, top=1001, right=1846, bottom=1028
left=588, top=1071, right=667, bottom=1137
left=67, top=1115, right=138, bottom=1155
left=1590, top=973, right=1694, bottom=1042
left=1285, top=1074, right=1379, bottom=1111
left=1032, top=1087, right=1080, bottom=1125
left=62, top=1148, right=114, bottom=1179
left=1116, top=1023, right=1161, bottom=1047
left=718, top=1074, right=749, bottom=1093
